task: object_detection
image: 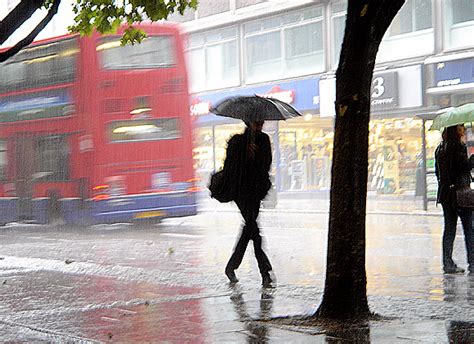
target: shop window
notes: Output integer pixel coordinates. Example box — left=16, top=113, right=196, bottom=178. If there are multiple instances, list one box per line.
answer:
left=389, top=0, right=432, bottom=36
left=0, top=141, right=6, bottom=181
left=368, top=118, right=425, bottom=194
left=185, top=28, right=239, bottom=92
left=244, top=6, right=325, bottom=83
left=37, top=136, right=70, bottom=181
left=278, top=117, right=333, bottom=192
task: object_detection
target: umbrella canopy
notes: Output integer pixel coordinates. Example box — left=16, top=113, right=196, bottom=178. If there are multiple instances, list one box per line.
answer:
left=430, top=103, right=474, bottom=130
left=210, top=95, right=302, bottom=122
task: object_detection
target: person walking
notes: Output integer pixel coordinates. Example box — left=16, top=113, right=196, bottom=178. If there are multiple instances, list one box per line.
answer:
left=435, top=124, right=474, bottom=274
left=223, top=120, right=275, bottom=287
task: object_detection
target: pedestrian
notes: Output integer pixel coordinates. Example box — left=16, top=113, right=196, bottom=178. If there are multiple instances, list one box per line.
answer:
left=435, top=124, right=474, bottom=274
left=223, top=120, right=275, bottom=287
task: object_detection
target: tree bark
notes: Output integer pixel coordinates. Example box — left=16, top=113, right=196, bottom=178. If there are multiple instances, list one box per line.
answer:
left=315, top=0, right=405, bottom=320
left=0, top=0, right=60, bottom=62
left=0, top=0, right=45, bottom=45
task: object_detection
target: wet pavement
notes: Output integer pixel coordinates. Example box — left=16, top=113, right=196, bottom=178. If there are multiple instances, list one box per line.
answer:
left=0, top=201, right=473, bottom=342
left=200, top=192, right=443, bottom=216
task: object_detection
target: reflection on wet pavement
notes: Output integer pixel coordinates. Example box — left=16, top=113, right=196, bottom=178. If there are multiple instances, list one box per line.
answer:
left=0, top=210, right=472, bottom=341
left=229, top=286, right=273, bottom=343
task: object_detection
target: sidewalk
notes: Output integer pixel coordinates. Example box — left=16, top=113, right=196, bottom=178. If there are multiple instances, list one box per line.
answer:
left=1, top=202, right=468, bottom=342
left=198, top=192, right=443, bottom=217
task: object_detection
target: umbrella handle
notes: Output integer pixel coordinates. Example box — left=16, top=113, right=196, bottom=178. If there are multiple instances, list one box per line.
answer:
left=247, top=128, right=257, bottom=159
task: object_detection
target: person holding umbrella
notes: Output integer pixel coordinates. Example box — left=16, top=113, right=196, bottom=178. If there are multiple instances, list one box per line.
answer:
left=435, top=124, right=474, bottom=274
left=223, top=119, right=274, bottom=287
left=210, top=95, right=302, bottom=287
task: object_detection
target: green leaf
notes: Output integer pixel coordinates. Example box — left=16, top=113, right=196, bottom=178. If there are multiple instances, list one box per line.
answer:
left=69, top=0, right=196, bottom=44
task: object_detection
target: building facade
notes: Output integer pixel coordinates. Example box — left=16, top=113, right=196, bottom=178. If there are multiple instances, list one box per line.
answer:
left=2, top=0, right=474, bottom=197
left=173, top=0, right=474, bottom=196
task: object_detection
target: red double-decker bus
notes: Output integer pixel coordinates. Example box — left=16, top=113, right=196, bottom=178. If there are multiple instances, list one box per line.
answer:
left=0, top=23, right=197, bottom=225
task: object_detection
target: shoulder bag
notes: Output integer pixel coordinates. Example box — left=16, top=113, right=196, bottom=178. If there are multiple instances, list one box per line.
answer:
left=455, top=174, right=474, bottom=210
left=208, top=170, right=234, bottom=203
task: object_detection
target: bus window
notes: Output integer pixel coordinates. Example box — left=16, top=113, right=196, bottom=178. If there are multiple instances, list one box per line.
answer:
left=0, top=38, right=77, bottom=93
left=0, top=141, right=6, bottom=180
left=108, top=118, right=181, bottom=142
left=97, top=36, right=176, bottom=70
left=36, top=136, right=70, bottom=181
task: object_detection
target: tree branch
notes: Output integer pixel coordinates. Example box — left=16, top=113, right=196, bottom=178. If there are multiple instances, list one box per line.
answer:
left=0, top=0, right=61, bottom=62
left=0, top=0, right=46, bottom=45
left=372, top=0, right=406, bottom=41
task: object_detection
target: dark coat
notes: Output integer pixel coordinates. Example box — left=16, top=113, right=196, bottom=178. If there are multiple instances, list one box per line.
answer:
left=435, top=140, right=471, bottom=205
left=223, top=128, right=272, bottom=201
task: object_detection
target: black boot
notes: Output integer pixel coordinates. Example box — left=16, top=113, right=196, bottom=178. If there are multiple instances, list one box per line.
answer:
left=262, top=271, right=275, bottom=288
left=225, top=268, right=238, bottom=283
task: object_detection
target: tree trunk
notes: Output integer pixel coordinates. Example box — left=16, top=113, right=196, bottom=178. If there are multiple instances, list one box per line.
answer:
left=315, top=0, right=405, bottom=320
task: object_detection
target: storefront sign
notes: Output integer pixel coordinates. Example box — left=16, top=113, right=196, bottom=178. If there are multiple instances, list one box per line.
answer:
left=191, top=77, right=320, bottom=127
left=370, top=71, right=398, bottom=110
left=190, top=98, right=211, bottom=116
left=320, top=69, right=404, bottom=116
left=426, top=58, right=474, bottom=93
left=256, top=85, right=295, bottom=104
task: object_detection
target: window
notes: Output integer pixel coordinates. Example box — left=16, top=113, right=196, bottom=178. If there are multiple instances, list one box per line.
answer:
left=444, top=0, right=474, bottom=49
left=0, top=38, right=78, bottom=93
left=236, top=0, right=266, bottom=9
left=108, top=119, right=181, bottom=142
left=167, top=8, right=196, bottom=22
left=97, top=36, right=176, bottom=70
left=196, top=0, right=230, bottom=18
left=246, top=31, right=281, bottom=65
left=0, top=141, right=6, bottom=180
left=244, top=6, right=324, bottom=83
left=331, top=1, right=347, bottom=68
left=186, top=28, right=239, bottom=92
left=37, top=136, right=70, bottom=181
left=452, top=0, right=474, bottom=24
left=389, top=0, right=432, bottom=36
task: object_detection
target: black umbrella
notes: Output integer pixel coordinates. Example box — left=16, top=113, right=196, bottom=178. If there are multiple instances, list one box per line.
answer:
left=210, top=95, right=302, bottom=122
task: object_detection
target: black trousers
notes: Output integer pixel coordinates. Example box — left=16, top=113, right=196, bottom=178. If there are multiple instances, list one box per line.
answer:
left=226, top=196, right=272, bottom=276
left=441, top=202, right=474, bottom=271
